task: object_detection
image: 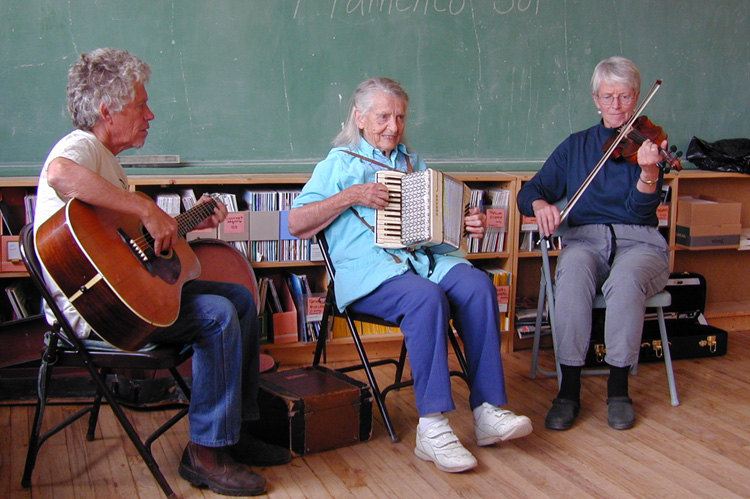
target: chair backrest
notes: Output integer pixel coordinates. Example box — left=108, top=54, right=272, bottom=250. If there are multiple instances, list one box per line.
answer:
left=19, top=224, right=79, bottom=344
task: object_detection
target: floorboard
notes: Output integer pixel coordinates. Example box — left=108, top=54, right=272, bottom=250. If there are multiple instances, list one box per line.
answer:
left=2, top=331, right=749, bottom=498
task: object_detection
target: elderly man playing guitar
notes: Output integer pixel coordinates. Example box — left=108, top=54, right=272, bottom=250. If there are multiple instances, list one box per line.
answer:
left=33, top=48, right=288, bottom=497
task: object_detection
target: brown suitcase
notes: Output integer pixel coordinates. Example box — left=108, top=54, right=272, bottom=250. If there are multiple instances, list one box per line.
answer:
left=248, top=365, right=372, bottom=455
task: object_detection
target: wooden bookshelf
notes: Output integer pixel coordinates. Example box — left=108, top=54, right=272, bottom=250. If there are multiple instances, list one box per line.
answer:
left=0, top=169, right=747, bottom=368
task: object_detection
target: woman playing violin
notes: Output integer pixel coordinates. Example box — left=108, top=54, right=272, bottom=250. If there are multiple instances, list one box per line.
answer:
left=517, top=56, right=670, bottom=431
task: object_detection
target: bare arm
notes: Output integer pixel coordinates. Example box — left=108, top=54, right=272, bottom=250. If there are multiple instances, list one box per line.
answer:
left=287, top=182, right=389, bottom=240
left=46, top=157, right=178, bottom=254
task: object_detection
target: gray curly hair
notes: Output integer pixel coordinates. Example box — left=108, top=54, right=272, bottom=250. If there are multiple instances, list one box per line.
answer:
left=333, top=77, right=409, bottom=149
left=66, top=48, right=151, bottom=130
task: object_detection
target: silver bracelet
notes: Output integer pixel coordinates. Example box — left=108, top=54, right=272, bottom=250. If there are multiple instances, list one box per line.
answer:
left=639, top=175, right=658, bottom=185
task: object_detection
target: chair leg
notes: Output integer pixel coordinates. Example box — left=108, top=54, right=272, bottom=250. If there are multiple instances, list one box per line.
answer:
left=344, top=314, right=399, bottom=443
left=447, top=330, right=469, bottom=382
left=87, top=367, right=110, bottom=441
left=21, top=357, right=52, bottom=489
left=313, top=289, right=335, bottom=366
left=657, top=306, right=680, bottom=406
left=393, top=340, right=408, bottom=384
left=145, top=367, right=192, bottom=453
left=74, top=349, right=176, bottom=497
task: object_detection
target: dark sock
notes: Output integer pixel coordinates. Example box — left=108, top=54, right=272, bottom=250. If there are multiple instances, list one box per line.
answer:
left=607, top=364, right=630, bottom=398
left=557, top=364, right=582, bottom=402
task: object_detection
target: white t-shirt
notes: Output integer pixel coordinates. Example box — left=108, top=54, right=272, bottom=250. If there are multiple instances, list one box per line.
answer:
left=34, top=130, right=130, bottom=338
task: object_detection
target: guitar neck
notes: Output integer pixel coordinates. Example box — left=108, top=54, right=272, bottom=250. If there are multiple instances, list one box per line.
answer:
left=175, top=199, right=217, bottom=238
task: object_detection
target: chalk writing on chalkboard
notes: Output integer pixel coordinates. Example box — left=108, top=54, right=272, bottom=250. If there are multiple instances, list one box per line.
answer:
left=294, top=0, right=542, bottom=19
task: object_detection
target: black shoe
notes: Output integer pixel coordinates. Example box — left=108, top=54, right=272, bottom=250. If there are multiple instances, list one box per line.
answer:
left=179, top=442, right=267, bottom=496
left=545, top=398, right=580, bottom=431
left=607, top=396, right=635, bottom=430
left=231, top=433, right=292, bottom=467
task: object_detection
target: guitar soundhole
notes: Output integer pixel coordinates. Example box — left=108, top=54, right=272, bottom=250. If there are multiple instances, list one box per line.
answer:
left=117, top=228, right=182, bottom=285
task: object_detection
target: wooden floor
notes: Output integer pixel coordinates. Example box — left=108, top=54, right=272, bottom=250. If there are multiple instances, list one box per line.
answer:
left=3, top=332, right=750, bottom=499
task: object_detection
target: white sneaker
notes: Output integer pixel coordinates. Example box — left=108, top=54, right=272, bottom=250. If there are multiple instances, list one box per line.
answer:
left=414, top=419, right=477, bottom=473
left=474, top=403, right=533, bottom=446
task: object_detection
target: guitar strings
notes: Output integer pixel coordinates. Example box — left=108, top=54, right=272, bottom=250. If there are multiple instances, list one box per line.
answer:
left=129, top=199, right=218, bottom=253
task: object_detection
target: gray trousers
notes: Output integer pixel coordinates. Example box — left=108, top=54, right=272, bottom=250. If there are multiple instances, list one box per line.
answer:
left=553, top=224, right=669, bottom=368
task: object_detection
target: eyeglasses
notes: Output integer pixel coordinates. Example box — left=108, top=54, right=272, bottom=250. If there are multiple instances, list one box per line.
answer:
left=596, top=93, right=636, bottom=106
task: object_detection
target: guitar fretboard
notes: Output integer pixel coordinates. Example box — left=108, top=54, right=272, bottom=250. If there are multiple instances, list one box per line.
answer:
left=176, top=199, right=218, bottom=238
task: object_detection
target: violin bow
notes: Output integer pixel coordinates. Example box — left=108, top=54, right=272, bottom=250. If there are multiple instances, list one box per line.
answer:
left=558, top=79, right=663, bottom=225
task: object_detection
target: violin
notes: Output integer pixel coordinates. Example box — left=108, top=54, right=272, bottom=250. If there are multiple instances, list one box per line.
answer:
left=602, top=115, right=683, bottom=172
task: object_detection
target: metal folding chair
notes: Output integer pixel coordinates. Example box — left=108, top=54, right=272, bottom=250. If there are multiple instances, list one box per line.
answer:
left=528, top=201, right=679, bottom=407
left=312, top=232, right=469, bottom=442
left=19, top=224, right=193, bottom=498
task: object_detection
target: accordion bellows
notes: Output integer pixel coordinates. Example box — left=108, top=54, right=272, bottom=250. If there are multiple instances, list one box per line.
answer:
left=375, top=168, right=470, bottom=256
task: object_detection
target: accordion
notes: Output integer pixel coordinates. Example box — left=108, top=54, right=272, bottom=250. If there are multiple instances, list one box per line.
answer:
left=375, top=168, right=471, bottom=256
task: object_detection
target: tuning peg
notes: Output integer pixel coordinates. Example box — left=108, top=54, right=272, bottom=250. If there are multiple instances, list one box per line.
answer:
left=670, top=145, right=677, bottom=153
left=676, top=151, right=683, bottom=158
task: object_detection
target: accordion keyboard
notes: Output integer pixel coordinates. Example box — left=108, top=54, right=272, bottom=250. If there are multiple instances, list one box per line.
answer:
left=375, top=170, right=405, bottom=248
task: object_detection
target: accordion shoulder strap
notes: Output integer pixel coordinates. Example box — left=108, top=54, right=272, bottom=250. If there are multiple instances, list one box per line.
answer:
left=341, top=149, right=413, bottom=173
left=340, top=149, right=427, bottom=267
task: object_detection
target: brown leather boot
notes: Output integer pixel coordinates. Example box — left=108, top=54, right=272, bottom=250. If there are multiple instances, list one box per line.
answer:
left=178, top=441, right=267, bottom=496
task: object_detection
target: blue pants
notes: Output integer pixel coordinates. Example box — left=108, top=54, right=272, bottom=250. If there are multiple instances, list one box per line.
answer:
left=349, top=264, right=508, bottom=415
left=554, top=224, right=669, bottom=368
left=150, top=280, right=258, bottom=448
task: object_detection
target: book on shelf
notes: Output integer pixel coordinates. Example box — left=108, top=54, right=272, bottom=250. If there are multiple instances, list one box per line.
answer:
left=24, top=193, right=36, bottom=226
left=181, top=189, right=197, bottom=211
left=4, top=279, right=41, bottom=321
left=465, top=187, right=510, bottom=253
left=482, top=188, right=510, bottom=253
left=304, top=292, right=326, bottom=343
left=245, top=189, right=279, bottom=262
left=155, top=193, right=181, bottom=216
left=657, top=184, right=671, bottom=228
left=0, top=188, right=28, bottom=235
left=286, top=272, right=307, bottom=342
left=515, top=296, right=549, bottom=339
left=516, top=322, right=551, bottom=340
left=479, top=265, right=511, bottom=331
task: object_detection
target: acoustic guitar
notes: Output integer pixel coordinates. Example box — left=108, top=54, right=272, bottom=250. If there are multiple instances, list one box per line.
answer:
left=35, top=192, right=218, bottom=351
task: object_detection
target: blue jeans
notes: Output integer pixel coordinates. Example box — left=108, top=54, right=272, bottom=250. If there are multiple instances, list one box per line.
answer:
left=349, top=264, right=508, bottom=415
left=149, top=280, right=258, bottom=448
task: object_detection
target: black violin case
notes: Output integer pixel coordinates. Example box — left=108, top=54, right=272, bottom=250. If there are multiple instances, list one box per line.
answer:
left=585, top=272, right=728, bottom=366
left=639, top=272, right=728, bottom=362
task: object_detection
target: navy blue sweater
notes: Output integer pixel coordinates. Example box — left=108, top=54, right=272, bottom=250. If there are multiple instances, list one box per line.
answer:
left=517, top=121, right=662, bottom=227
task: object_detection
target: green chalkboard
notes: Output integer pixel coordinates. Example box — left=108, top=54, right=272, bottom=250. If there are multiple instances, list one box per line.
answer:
left=1, top=0, right=748, bottom=172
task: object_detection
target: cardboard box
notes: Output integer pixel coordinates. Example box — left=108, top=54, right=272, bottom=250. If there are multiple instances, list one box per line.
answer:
left=675, top=224, right=742, bottom=249
left=1, top=235, right=26, bottom=272
left=268, top=274, right=298, bottom=344
left=676, top=195, right=741, bottom=226
left=218, top=211, right=250, bottom=242
left=675, top=195, right=742, bottom=249
left=248, top=211, right=280, bottom=241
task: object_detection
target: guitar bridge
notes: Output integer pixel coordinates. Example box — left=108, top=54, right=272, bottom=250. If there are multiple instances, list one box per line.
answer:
left=118, top=228, right=151, bottom=263
left=116, top=228, right=181, bottom=284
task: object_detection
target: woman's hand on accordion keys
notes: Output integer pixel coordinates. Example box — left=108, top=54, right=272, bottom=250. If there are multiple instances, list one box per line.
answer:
left=464, top=207, right=486, bottom=238
left=350, top=182, right=390, bottom=210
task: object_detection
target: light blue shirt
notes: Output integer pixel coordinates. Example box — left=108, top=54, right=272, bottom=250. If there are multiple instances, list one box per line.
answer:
left=293, top=139, right=469, bottom=310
